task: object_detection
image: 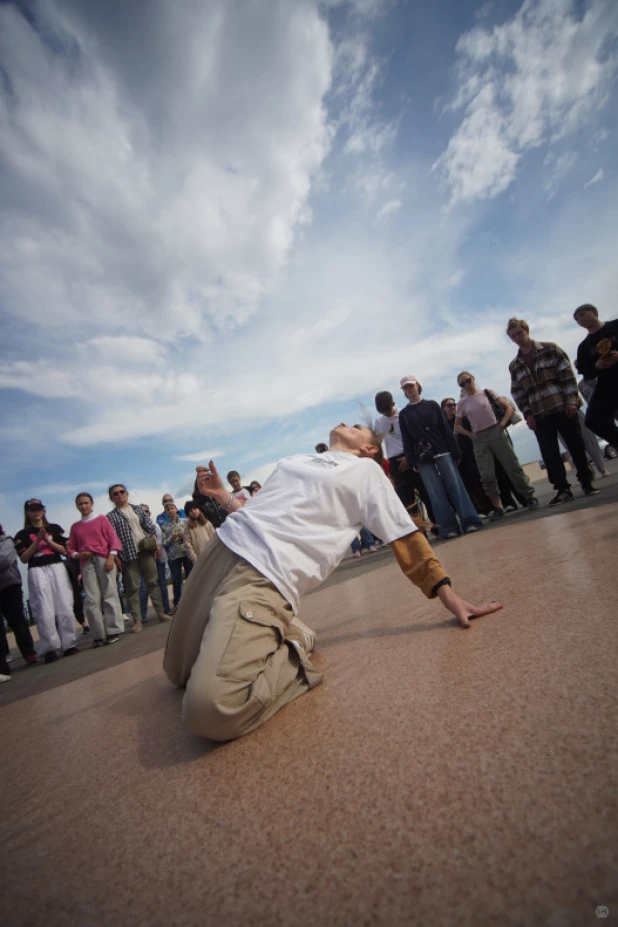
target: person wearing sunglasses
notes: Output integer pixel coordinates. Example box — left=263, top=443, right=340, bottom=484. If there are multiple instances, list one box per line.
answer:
left=14, top=500, right=79, bottom=663
left=106, top=485, right=170, bottom=633
left=454, top=371, right=537, bottom=520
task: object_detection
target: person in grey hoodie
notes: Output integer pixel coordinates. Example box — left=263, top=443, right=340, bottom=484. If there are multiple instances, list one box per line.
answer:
left=0, top=525, right=38, bottom=676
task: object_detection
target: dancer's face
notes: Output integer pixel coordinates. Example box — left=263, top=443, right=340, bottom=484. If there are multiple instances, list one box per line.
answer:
left=329, top=424, right=379, bottom=458
left=229, top=475, right=242, bottom=491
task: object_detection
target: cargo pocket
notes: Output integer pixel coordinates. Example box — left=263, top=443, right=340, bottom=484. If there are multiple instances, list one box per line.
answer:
left=216, top=602, right=287, bottom=682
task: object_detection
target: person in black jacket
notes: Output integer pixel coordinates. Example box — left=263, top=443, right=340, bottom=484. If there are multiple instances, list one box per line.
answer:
left=574, top=304, right=618, bottom=447
left=398, top=376, right=483, bottom=539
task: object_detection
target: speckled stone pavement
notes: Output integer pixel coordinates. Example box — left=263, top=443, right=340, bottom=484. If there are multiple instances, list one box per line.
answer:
left=1, top=485, right=616, bottom=926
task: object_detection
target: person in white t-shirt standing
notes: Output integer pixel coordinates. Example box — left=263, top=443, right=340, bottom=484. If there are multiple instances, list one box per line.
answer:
left=454, top=371, right=537, bottom=521
left=374, top=390, right=435, bottom=523
left=227, top=471, right=251, bottom=505
left=164, top=423, right=502, bottom=742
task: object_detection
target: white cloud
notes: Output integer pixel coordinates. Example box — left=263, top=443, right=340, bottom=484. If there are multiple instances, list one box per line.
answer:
left=0, top=0, right=333, bottom=339
left=174, top=450, right=224, bottom=463
left=584, top=168, right=605, bottom=188
left=376, top=199, right=402, bottom=219
left=35, top=481, right=109, bottom=496
left=544, top=150, right=578, bottom=200
left=434, top=0, right=618, bottom=204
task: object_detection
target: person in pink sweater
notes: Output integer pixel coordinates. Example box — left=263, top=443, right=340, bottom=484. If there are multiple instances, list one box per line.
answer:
left=67, top=493, right=125, bottom=647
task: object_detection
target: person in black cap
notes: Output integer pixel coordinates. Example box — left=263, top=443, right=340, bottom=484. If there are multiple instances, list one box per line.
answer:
left=14, top=500, right=79, bottom=663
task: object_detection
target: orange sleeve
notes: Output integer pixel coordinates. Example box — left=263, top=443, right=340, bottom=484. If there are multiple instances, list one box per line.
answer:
left=389, top=531, right=450, bottom=599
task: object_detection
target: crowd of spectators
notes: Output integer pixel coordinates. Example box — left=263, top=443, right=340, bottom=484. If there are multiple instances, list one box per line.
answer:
left=1, top=305, right=616, bottom=682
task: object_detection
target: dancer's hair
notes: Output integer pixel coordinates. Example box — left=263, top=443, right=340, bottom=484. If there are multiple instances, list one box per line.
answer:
left=108, top=483, right=127, bottom=499
left=227, top=470, right=240, bottom=482
left=456, top=370, right=474, bottom=384
left=440, top=397, right=456, bottom=410
left=315, top=443, right=328, bottom=454
left=75, top=492, right=93, bottom=504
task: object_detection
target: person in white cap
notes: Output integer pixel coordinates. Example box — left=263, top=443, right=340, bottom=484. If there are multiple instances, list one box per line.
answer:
left=163, top=422, right=502, bottom=742
left=398, top=376, right=483, bottom=539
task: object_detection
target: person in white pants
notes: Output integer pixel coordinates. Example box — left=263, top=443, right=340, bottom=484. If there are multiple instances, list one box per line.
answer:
left=14, top=499, right=79, bottom=664
left=67, top=493, right=125, bottom=647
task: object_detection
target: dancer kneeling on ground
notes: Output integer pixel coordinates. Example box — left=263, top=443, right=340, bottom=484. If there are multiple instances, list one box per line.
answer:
left=164, top=424, right=502, bottom=743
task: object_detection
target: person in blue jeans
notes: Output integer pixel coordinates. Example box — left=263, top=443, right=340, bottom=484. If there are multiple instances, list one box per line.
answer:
left=161, top=501, right=193, bottom=607
left=398, top=375, right=483, bottom=539
left=351, top=526, right=378, bottom=558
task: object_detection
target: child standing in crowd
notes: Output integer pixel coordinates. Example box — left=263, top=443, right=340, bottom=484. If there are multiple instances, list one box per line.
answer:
left=184, top=501, right=215, bottom=563
left=374, top=390, right=435, bottom=523
left=0, top=524, right=38, bottom=676
left=161, top=501, right=192, bottom=607
left=67, top=493, right=125, bottom=647
left=164, top=424, right=502, bottom=742
left=227, top=471, right=251, bottom=504
left=14, top=500, right=79, bottom=663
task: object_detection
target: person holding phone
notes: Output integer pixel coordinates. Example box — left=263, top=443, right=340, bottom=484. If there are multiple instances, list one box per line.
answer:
left=14, top=499, right=79, bottom=663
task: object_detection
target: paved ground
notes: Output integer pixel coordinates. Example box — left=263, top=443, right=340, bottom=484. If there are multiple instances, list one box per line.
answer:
left=1, top=466, right=617, bottom=927
left=3, top=459, right=617, bottom=705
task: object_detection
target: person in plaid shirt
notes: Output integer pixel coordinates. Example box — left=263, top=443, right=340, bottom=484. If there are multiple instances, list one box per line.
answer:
left=106, top=484, right=170, bottom=633
left=507, top=318, right=597, bottom=507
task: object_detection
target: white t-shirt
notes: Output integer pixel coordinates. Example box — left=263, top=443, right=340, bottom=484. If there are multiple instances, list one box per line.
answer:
left=217, top=452, right=416, bottom=614
left=374, top=412, right=404, bottom=458
left=232, top=489, right=251, bottom=504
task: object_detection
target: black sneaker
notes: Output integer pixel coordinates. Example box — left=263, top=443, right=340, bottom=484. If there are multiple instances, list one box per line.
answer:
left=582, top=484, right=599, bottom=497
left=63, top=646, right=79, bottom=657
left=44, top=651, right=59, bottom=664
left=549, top=489, right=573, bottom=507
left=105, top=635, right=120, bottom=645
left=92, top=639, right=104, bottom=649
left=82, top=626, right=90, bottom=635
left=488, top=508, right=505, bottom=521
left=525, top=498, right=539, bottom=510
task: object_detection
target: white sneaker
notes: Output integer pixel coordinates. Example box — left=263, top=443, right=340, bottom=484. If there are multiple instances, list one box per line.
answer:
left=0, top=674, right=11, bottom=684
left=289, top=616, right=316, bottom=654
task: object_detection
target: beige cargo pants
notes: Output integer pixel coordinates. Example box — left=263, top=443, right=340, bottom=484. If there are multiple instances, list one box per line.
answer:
left=163, top=536, right=323, bottom=741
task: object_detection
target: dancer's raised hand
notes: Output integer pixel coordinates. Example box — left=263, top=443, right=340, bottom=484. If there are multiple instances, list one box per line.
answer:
left=196, top=462, right=227, bottom=504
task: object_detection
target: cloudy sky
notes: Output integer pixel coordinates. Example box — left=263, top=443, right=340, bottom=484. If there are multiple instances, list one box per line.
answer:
left=1, top=0, right=617, bottom=535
